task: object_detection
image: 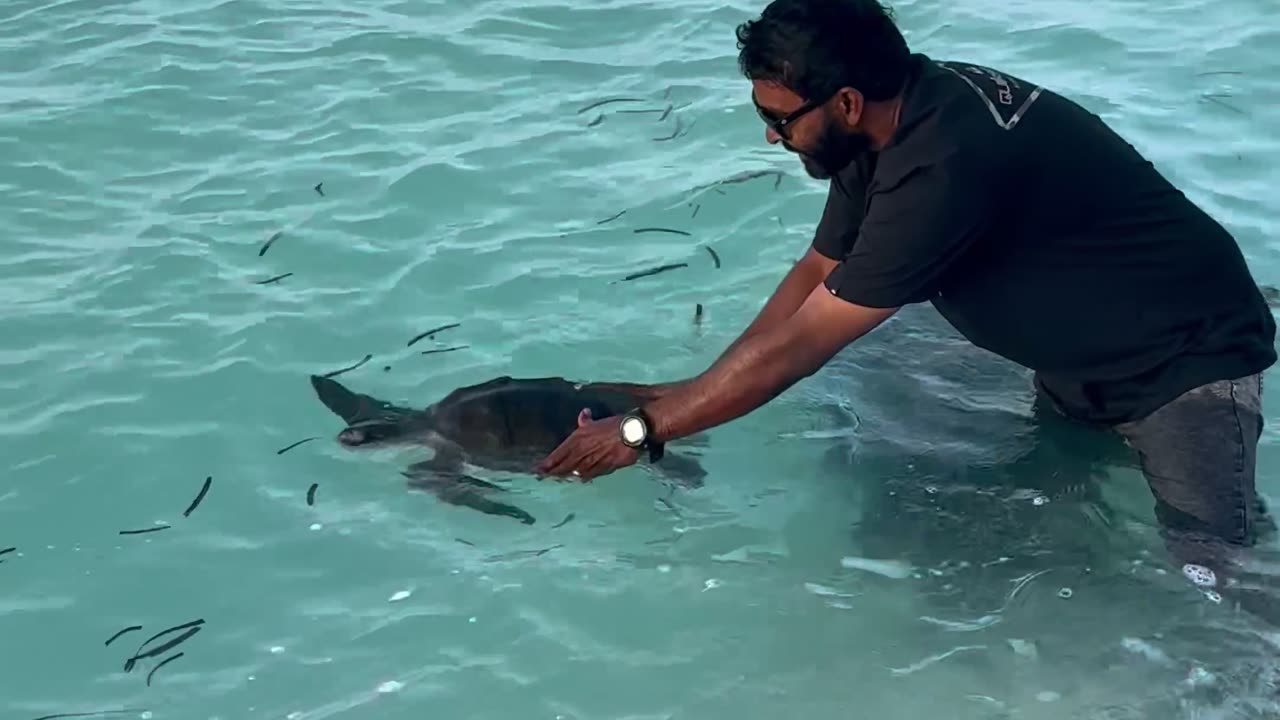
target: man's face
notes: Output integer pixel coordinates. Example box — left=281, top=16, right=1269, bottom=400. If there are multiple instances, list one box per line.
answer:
left=750, top=79, right=869, bottom=179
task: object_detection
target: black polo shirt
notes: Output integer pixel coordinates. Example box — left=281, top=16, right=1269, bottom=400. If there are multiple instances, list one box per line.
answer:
left=814, top=53, right=1276, bottom=424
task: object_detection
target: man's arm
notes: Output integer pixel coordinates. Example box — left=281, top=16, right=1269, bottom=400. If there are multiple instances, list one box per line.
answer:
left=716, top=245, right=839, bottom=360
left=586, top=246, right=838, bottom=402
left=642, top=283, right=898, bottom=444
left=535, top=283, right=896, bottom=479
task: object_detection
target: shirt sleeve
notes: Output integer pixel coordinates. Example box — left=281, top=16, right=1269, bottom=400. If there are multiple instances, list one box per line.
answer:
left=811, top=172, right=867, bottom=261
left=822, top=149, right=996, bottom=308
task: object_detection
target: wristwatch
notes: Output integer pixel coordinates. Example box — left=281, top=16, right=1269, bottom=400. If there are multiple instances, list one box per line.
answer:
left=619, top=407, right=664, bottom=462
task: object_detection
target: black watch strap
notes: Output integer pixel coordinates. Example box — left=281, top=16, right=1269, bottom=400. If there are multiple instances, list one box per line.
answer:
left=622, top=407, right=664, bottom=462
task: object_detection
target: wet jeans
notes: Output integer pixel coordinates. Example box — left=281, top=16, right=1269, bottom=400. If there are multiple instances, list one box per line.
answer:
left=1037, top=372, right=1277, bottom=604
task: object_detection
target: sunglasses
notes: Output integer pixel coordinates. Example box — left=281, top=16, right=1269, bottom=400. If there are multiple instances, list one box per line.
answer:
left=751, top=91, right=831, bottom=138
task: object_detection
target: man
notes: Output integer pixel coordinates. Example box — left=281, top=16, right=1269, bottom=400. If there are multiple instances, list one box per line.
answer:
left=536, top=0, right=1277, bottom=594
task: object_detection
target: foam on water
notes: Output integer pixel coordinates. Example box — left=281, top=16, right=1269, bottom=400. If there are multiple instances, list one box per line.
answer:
left=2, top=0, right=1279, bottom=718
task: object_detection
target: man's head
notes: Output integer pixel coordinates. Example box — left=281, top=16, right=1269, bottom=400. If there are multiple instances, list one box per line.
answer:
left=736, top=0, right=912, bottom=178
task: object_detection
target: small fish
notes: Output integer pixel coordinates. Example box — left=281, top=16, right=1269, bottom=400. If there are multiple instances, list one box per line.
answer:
left=616, top=108, right=666, bottom=115
left=690, top=170, right=784, bottom=194
left=105, top=625, right=142, bottom=647
left=32, top=711, right=144, bottom=720
left=128, top=619, right=204, bottom=657
left=306, top=483, right=318, bottom=506
left=596, top=209, right=626, bottom=225
left=633, top=227, right=691, bottom=237
left=276, top=437, right=317, bottom=455
left=455, top=538, right=476, bottom=547
left=690, top=203, right=700, bottom=219
left=314, top=182, right=324, bottom=196
left=322, top=354, right=372, bottom=379
left=255, top=272, right=293, bottom=285
left=577, top=97, right=645, bottom=114
left=118, top=525, right=171, bottom=536
left=620, top=262, right=688, bottom=282
left=550, top=513, right=575, bottom=529
left=146, top=652, right=184, bottom=687
left=421, top=345, right=467, bottom=356
left=1201, top=93, right=1244, bottom=114
left=182, top=476, right=211, bottom=517
left=695, top=303, right=703, bottom=323
left=721, top=170, right=773, bottom=186
left=123, top=619, right=204, bottom=673
left=407, top=323, right=460, bottom=347
left=587, top=114, right=604, bottom=127
left=659, top=103, right=674, bottom=122
left=0, top=546, right=15, bottom=559
left=484, top=544, right=564, bottom=562
left=704, top=246, right=720, bottom=268
left=259, top=231, right=283, bottom=257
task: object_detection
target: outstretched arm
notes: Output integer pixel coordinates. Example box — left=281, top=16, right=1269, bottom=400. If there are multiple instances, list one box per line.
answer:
left=536, top=284, right=898, bottom=479
left=583, top=246, right=839, bottom=403
left=643, top=284, right=897, bottom=444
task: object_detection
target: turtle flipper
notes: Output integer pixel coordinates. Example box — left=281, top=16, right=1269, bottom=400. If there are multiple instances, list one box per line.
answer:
left=402, top=456, right=535, bottom=525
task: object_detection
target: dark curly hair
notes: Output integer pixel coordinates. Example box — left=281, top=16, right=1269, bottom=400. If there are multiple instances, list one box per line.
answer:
left=735, top=0, right=912, bottom=102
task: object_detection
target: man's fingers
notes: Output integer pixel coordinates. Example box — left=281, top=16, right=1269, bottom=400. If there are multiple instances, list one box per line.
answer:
left=577, top=408, right=593, bottom=427
left=536, top=435, right=576, bottom=474
left=575, top=451, right=607, bottom=482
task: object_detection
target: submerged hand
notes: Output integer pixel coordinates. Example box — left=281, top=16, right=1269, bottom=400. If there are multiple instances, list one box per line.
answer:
left=536, top=408, right=639, bottom=481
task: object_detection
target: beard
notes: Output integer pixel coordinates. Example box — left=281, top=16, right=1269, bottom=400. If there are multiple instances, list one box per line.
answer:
left=786, top=122, right=871, bottom=180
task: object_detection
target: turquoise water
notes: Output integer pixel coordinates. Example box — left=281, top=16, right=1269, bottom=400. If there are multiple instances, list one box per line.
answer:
left=3, top=0, right=1279, bottom=717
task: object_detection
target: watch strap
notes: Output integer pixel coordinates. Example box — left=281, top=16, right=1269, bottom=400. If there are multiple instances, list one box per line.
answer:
left=622, top=407, right=664, bottom=462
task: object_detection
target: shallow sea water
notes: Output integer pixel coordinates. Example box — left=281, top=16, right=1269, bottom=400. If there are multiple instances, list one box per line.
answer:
left=2, top=0, right=1279, bottom=718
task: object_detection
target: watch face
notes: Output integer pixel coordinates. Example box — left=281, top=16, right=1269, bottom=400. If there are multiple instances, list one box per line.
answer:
left=621, top=416, right=646, bottom=445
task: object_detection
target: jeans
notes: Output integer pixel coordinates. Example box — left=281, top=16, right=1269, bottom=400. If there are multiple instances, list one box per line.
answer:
left=1037, top=372, right=1277, bottom=603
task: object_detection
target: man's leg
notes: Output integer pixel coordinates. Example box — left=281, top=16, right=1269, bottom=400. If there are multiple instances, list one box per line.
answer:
left=1112, top=373, right=1278, bottom=605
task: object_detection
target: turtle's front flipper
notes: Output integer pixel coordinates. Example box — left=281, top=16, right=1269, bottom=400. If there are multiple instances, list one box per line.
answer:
left=402, top=456, right=535, bottom=525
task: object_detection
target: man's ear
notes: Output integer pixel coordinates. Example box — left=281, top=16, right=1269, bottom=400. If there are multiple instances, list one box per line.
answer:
left=833, top=87, right=864, bottom=128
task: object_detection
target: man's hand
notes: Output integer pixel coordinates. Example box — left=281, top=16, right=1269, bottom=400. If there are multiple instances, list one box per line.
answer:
left=534, top=408, right=640, bottom=481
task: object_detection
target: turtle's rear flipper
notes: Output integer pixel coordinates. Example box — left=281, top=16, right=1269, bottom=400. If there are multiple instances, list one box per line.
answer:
left=403, top=458, right=535, bottom=525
